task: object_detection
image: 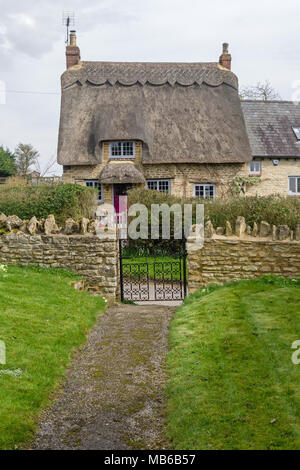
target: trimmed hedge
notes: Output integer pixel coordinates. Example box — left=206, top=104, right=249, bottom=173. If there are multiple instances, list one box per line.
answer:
left=128, top=188, right=300, bottom=231
left=0, top=184, right=97, bottom=224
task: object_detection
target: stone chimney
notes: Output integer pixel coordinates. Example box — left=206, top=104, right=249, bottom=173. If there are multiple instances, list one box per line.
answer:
left=219, top=43, right=231, bottom=71
left=66, top=30, right=81, bottom=69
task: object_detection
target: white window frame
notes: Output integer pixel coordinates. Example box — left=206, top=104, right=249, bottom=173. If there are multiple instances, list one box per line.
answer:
left=109, top=141, right=135, bottom=159
left=194, top=183, right=216, bottom=199
left=288, top=176, right=300, bottom=195
left=146, top=179, right=171, bottom=194
left=292, top=127, right=300, bottom=141
left=249, top=161, right=261, bottom=175
left=84, top=180, right=103, bottom=203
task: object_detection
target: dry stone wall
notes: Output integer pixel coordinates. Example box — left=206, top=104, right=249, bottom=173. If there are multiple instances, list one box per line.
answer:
left=187, top=217, right=300, bottom=292
left=0, top=213, right=119, bottom=298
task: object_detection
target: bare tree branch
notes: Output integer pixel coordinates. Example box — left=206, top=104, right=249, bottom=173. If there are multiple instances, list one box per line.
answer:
left=239, top=80, right=281, bottom=101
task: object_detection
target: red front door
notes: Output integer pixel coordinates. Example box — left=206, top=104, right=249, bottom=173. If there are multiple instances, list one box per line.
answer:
left=113, top=184, right=132, bottom=214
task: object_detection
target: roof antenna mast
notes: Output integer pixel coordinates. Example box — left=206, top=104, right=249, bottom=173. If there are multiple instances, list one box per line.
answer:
left=62, top=11, right=75, bottom=44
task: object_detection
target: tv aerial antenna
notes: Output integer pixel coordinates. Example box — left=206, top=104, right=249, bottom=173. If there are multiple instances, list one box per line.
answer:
left=62, top=11, right=75, bottom=44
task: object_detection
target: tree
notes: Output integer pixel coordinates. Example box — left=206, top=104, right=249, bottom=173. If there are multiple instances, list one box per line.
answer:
left=35, top=153, right=58, bottom=177
left=239, top=80, right=281, bottom=101
left=15, top=143, right=40, bottom=176
left=0, top=146, right=17, bottom=177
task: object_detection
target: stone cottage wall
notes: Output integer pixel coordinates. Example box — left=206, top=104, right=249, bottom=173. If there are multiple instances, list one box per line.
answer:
left=0, top=233, right=119, bottom=298
left=245, top=159, right=300, bottom=196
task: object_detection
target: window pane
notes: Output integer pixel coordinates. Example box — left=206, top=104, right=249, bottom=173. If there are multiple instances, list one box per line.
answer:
left=158, top=180, right=170, bottom=193
left=297, top=177, right=300, bottom=193
left=147, top=181, right=158, bottom=191
left=292, top=127, right=300, bottom=140
left=111, top=142, right=122, bottom=156
left=289, top=177, right=296, bottom=193
left=195, top=184, right=215, bottom=198
left=123, top=141, right=134, bottom=156
left=147, top=180, right=170, bottom=193
left=85, top=180, right=102, bottom=202
left=250, top=161, right=261, bottom=173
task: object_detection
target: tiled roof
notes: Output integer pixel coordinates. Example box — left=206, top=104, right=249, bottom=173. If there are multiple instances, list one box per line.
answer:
left=241, top=100, right=300, bottom=157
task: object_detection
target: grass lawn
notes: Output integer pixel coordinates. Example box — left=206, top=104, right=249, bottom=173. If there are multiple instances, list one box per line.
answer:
left=167, top=276, right=300, bottom=450
left=0, top=265, right=106, bottom=450
left=122, top=256, right=186, bottom=281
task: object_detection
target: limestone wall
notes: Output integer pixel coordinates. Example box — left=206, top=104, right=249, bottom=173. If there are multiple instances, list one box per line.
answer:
left=0, top=233, right=119, bottom=297
left=187, top=218, right=300, bottom=292
left=142, top=162, right=244, bottom=198
left=245, top=159, right=300, bottom=196
left=0, top=213, right=119, bottom=298
left=62, top=152, right=300, bottom=200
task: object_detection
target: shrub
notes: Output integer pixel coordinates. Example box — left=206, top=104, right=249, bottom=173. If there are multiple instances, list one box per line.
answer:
left=3, top=175, right=29, bottom=187
left=128, top=188, right=300, bottom=231
left=0, top=184, right=98, bottom=224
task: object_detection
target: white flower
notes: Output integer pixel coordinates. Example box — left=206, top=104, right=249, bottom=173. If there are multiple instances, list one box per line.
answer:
left=0, top=264, right=8, bottom=273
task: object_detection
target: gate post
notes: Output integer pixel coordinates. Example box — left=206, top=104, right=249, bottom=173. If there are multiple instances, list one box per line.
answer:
left=182, top=235, right=187, bottom=298
left=119, top=238, right=124, bottom=302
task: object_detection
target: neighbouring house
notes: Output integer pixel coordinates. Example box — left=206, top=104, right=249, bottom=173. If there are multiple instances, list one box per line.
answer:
left=58, top=31, right=300, bottom=209
left=241, top=101, right=300, bottom=196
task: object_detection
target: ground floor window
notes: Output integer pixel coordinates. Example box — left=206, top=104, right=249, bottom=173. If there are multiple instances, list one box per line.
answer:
left=288, top=176, right=300, bottom=195
left=194, top=183, right=216, bottom=199
left=146, top=179, right=170, bottom=193
left=84, top=180, right=103, bottom=203
left=249, top=161, right=261, bottom=175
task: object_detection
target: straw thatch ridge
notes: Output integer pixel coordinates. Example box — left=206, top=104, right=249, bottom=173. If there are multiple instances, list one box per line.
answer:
left=61, top=61, right=239, bottom=89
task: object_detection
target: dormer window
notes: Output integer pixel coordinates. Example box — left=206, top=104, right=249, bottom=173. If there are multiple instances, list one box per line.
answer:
left=109, top=141, right=135, bottom=158
left=292, top=127, right=300, bottom=141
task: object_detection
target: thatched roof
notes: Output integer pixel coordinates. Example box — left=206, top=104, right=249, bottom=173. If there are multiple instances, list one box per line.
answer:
left=99, top=162, right=145, bottom=184
left=242, top=101, right=300, bottom=158
left=58, top=61, right=251, bottom=165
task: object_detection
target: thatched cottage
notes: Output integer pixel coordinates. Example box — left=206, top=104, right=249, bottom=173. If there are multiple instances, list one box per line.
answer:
left=58, top=32, right=300, bottom=207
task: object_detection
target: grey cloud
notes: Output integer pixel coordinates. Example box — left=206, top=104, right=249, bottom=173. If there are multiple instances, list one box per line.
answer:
left=0, top=0, right=300, bottom=174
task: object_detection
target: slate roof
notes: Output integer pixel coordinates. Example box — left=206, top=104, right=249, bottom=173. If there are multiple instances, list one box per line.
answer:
left=241, top=101, right=300, bottom=158
left=58, top=61, right=251, bottom=166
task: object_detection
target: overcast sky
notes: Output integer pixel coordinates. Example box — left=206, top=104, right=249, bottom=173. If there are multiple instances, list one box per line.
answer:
left=0, top=0, right=299, bottom=175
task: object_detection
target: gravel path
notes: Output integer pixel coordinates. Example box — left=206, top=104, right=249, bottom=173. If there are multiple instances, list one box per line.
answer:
left=31, top=304, right=175, bottom=450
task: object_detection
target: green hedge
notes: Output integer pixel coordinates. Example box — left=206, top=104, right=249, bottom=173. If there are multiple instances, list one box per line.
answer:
left=0, top=184, right=97, bottom=224
left=128, top=188, right=300, bottom=231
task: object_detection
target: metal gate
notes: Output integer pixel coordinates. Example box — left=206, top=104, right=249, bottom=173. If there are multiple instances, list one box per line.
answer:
left=119, top=238, right=187, bottom=302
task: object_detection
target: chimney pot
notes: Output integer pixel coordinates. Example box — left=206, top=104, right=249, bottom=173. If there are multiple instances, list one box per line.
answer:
left=223, top=42, right=229, bottom=54
left=66, top=30, right=80, bottom=69
left=70, top=30, right=77, bottom=47
left=219, top=42, right=231, bottom=71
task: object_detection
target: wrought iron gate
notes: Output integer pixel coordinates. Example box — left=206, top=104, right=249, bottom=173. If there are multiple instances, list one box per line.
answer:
left=119, top=238, right=187, bottom=302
